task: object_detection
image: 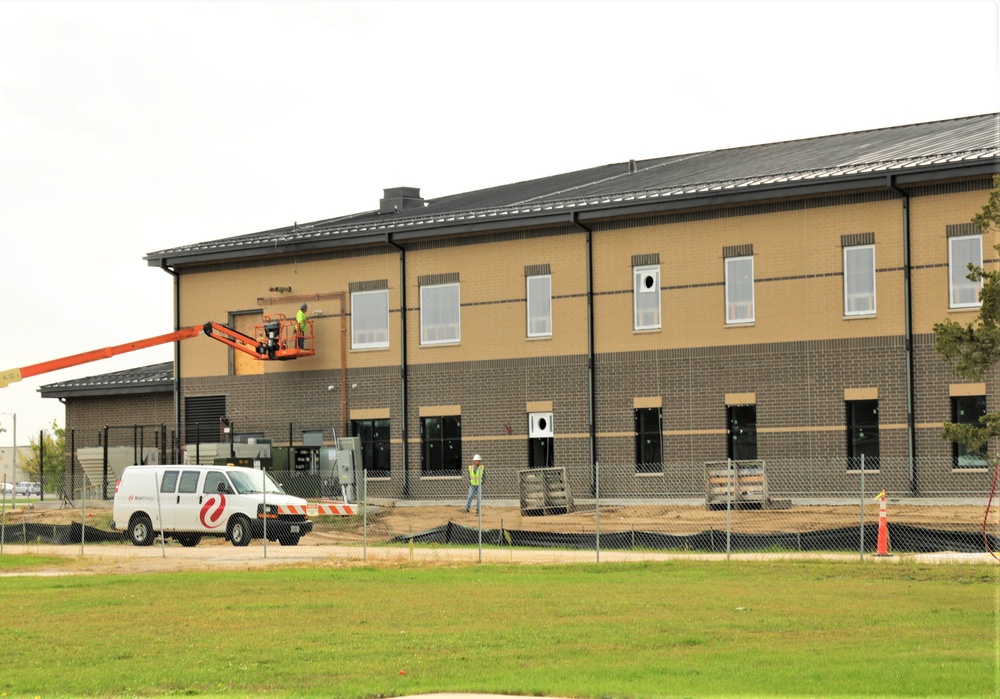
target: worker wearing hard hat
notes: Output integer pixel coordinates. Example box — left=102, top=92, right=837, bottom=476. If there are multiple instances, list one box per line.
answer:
left=465, top=454, right=484, bottom=514
left=296, top=303, right=308, bottom=349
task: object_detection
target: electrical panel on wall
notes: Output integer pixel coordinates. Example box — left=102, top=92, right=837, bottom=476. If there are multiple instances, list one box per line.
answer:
left=528, top=412, right=554, bottom=438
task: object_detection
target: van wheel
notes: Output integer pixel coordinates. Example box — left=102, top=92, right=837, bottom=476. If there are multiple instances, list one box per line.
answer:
left=176, top=534, right=201, bottom=547
left=128, top=514, right=155, bottom=547
left=278, top=534, right=300, bottom=546
left=228, top=515, right=252, bottom=547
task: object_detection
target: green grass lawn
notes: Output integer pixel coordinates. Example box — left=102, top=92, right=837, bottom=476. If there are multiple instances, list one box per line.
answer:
left=0, top=559, right=995, bottom=698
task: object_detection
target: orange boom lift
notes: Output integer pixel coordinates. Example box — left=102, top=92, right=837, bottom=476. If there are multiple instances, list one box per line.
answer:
left=0, top=315, right=314, bottom=389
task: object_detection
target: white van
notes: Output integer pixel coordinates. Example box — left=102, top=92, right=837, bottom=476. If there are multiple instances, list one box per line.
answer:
left=112, top=464, right=313, bottom=547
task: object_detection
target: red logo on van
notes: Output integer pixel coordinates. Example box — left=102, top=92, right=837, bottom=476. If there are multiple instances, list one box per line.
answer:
left=200, top=494, right=226, bottom=528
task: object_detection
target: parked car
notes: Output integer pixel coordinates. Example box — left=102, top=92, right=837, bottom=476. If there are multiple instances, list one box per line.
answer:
left=14, top=482, right=41, bottom=496
left=0, top=482, right=12, bottom=495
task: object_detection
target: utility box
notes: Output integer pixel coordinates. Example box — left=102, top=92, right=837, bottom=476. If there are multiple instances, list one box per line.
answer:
left=318, top=447, right=339, bottom=499
left=335, top=436, right=361, bottom=502
left=336, top=449, right=355, bottom=485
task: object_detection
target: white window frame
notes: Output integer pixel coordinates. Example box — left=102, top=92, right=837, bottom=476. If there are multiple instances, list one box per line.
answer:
left=633, top=265, right=661, bottom=330
left=949, top=234, right=983, bottom=308
left=420, top=282, right=461, bottom=345
left=351, top=289, right=390, bottom=349
left=526, top=274, right=552, bottom=338
left=725, top=255, right=754, bottom=324
left=843, top=244, right=876, bottom=316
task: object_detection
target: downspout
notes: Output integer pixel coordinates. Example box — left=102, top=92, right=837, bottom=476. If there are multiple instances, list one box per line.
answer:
left=386, top=234, right=410, bottom=498
left=160, top=262, right=182, bottom=456
left=572, top=213, right=597, bottom=495
left=888, top=176, right=917, bottom=493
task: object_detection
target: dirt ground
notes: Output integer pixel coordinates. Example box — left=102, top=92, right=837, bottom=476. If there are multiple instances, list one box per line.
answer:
left=1, top=500, right=994, bottom=575
left=4, top=499, right=991, bottom=541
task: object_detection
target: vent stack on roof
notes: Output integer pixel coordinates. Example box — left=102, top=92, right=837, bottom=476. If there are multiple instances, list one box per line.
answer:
left=380, top=186, right=424, bottom=214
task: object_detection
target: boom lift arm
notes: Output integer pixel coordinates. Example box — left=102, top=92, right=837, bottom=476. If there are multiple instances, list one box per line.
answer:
left=0, top=316, right=314, bottom=389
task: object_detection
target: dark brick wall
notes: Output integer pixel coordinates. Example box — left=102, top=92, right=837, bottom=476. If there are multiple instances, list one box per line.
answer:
left=66, top=394, right=174, bottom=451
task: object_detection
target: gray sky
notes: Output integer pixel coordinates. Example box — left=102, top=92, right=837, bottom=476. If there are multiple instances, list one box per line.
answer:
left=0, top=0, right=998, bottom=446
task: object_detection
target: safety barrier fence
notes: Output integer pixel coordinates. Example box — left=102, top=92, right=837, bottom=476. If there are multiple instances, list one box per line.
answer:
left=0, top=458, right=996, bottom=564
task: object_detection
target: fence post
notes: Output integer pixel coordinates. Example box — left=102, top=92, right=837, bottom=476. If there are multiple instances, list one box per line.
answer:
left=859, top=454, right=865, bottom=561
left=363, top=468, right=368, bottom=562
left=725, top=459, right=732, bottom=561
left=81, top=476, right=87, bottom=555
left=1, top=469, right=7, bottom=553
left=595, top=462, right=601, bottom=564
left=155, top=470, right=165, bottom=557
left=262, top=466, right=268, bottom=559
left=477, top=469, right=483, bottom=564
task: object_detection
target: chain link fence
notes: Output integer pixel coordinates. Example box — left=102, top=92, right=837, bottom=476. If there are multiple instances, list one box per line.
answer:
left=1, top=458, right=996, bottom=564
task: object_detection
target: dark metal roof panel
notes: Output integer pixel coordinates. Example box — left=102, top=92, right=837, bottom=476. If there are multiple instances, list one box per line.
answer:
left=39, top=362, right=173, bottom=399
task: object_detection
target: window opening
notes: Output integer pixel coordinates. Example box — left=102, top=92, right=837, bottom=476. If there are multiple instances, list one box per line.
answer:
left=847, top=400, right=880, bottom=469
left=952, top=396, right=988, bottom=468
left=420, top=282, right=461, bottom=345
left=351, top=418, right=391, bottom=477
left=844, top=244, right=876, bottom=315
left=527, top=274, right=552, bottom=337
left=421, top=415, right=462, bottom=473
left=727, top=404, right=757, bottom=461
left=725, top=256, right=754, bottom=324
left=351, top=289, right=390, bottom=349
left=635, top=407, right=662, bottom=473
left=949, top=234, right=983, bottom=308
left=633, top=265, right=661, bottom=330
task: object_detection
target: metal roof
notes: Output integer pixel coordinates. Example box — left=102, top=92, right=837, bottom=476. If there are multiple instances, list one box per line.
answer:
left=146, top=113, right=1000, bottom=267
left=39, top=362, right=173, bottom=399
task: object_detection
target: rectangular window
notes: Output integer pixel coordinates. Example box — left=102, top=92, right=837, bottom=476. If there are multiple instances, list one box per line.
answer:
left=421, top=415, right=462, bottom=473
left=847, top=400, right=880, bottom=469
left=635, top=408, right=662, bottom=473
left=177, top=470, right=200, bottom=494
left=160, top=470, right=179, bottom=494
left=727, top=404, right=757, bottom=461
left=527, top=274, right=552, bottom=337
left=633, top=265, right=661, bottom=330
left=952, top=396, right=988, bottom=468
left=844, top=244, right=876, bottom=316
left=949, top=234, right=983, bottom=308
left=352, top=419, right=391, bottom=477
left=420, top=282, right=460, bottom=345
left=725, top=256, right=754, bottom=324
left=351, top=289, right=389, bottom=349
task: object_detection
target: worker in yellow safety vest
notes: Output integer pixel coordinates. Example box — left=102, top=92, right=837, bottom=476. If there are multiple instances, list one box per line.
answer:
left=465, top=454, right=484, bottom=514
left=296, top=303, right=308, bottom=349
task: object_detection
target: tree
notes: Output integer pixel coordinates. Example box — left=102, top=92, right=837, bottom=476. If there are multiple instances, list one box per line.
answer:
left=19, top=420, right=66, bottom=495
left=933, top=174, right=1000, bottom=459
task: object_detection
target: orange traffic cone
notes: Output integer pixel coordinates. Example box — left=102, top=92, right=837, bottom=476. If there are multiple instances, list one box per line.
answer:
left=874, top=490, right=890, bottom=556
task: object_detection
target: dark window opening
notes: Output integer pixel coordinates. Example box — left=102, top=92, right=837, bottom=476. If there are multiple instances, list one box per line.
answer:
left=847, top=400, right=880, bottom=469
left=952, top=396, right=988, bottom=468
left=727, top=404, right=757, bottom=461
left=352, top=419, right=391, bottom=477
left=635, top=408, right=662, bottom=473
left=421, top=416, right=462, bottom=473
left=528, top=437, right=554, bottom=469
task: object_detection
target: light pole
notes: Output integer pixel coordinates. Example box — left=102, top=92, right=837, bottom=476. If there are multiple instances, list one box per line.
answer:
left=1, top=412, right=15, bottom=510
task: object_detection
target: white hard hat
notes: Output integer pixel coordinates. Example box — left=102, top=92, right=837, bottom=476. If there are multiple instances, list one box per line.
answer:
left=473, top=454, right=481, bottom=461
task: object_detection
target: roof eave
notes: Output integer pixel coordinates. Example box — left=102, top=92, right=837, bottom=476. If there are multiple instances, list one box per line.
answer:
left=40, top=384, right=174, bottom=399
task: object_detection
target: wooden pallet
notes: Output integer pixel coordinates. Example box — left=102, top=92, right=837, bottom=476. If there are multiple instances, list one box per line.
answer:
left=704, top=460, right=789, bottom=510
left=519, top=467, right=573, bottom=516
